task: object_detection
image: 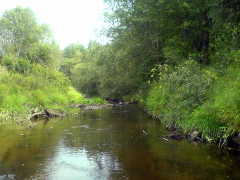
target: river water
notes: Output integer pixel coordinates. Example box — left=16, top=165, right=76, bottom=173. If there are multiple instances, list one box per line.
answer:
left=0, top=105, right=239, bottom=180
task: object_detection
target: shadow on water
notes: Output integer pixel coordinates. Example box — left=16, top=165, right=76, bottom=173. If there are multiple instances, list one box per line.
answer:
left=0, top=105, right=239, bottom=180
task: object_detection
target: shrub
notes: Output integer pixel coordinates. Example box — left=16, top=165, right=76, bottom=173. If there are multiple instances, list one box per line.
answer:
left=1, top=55, right=32, bottom=73
left=0, top=64, right=92, bottom=114
left=189, top=66, right=240, bottom=139
left=71, top=63, right=100, bottom=96
left=145, top=60, right=214, bottom=128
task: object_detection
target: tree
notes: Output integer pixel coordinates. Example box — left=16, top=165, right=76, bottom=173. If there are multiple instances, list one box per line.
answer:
left=0, top=7, right=60, bottom=69
left=63, top=43, right=85, bottom=59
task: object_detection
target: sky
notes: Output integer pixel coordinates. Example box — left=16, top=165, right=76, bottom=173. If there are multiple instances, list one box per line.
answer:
left=0, top=0, right=107, bottom=48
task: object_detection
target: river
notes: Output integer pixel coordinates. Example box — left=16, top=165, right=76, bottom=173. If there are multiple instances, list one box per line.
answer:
left=0, top=105, right=239, bottom=180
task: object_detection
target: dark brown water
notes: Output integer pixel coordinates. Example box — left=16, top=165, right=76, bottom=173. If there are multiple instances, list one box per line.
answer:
left=0, top=105, right=240, bottom=180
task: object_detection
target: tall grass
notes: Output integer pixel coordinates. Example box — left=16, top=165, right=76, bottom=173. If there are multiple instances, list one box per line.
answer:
left=144, top=61, right=213, bottom=128
left=0, top=64, right=105, bottom=125
left=189, top=67, right=240, bottom=139
left=140, top=60, right=240, bottom=141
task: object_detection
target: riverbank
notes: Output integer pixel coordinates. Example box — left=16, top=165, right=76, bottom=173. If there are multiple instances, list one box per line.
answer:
left=125, top=62, right=240, bottom=151
left=0, top=65, right=106, bottom=128
left=129, top=101, right=240, bottom=151
left=1, top=104, right=240, bottom=180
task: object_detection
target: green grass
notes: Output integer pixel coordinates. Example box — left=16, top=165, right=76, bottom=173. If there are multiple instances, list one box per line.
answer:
left=137, top=61, right=240, bottom=142
left=0, top=64, right=106, bottom=126
left=189, top=67, right=240, bottom=140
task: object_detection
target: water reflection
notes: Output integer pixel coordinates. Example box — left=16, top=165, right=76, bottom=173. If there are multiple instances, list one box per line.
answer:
left=0, top=105, right=239, bottom=180
left=0, top=174, right=15, bottom=180
left=46, top=143, right=121, bottom=180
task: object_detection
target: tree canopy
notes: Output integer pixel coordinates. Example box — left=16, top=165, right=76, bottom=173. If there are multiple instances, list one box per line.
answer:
left=0, top=7, right=60, bottom=69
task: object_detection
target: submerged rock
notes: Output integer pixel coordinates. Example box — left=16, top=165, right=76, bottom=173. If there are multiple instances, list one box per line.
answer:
left=188, top=131, right=202, bottom=142
left=105, top=98, right=122, bottom=104
left=168, top=133, right=185, bottom=140
left=30, top=112, right=48, bottom=121
left=142, top=130, right=148, bottom=136
left=228, top=133, right=240, bottom=150
left=73, top=104, right=114, bottom=110
left=44, top=109, right=64, bottom=118
left=30, top=109, right=64, bottom=121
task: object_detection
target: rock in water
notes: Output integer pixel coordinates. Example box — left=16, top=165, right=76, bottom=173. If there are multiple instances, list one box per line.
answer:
left=189, top=131, right=201, bottom=141
left=228, top=133, right=240, bottom=150
left=30, top=109, right=64, bottom=121
left=77, top=104, right=114, bottom=110
left=44, top=109, right=64, bottom=118
left=30, top=112, right=48, bottom=121
left=168, top=133, right=184, bottom=140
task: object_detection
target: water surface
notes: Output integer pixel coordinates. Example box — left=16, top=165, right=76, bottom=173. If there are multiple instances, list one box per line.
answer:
left=0, top=105, right=239, bottom=180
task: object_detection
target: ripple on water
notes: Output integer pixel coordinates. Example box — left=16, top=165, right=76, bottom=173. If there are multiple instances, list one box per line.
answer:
left=0, top=105, right=240, bottom=180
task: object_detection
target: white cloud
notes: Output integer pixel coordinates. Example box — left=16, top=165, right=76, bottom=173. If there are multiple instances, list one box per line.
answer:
left=0, top=0, right=107, bottom=48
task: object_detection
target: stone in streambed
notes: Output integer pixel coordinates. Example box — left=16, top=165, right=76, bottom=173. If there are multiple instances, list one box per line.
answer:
left=44, top=109, right=65, bottom=118
left=74, top=104, right=114, bottom=110
left=228, top=133, right=240, bottom=150
left=30, top=109, right=64, bottom=121
left=168, top=133, right=185, bottom=140
left=188, top=131, right=202, bottom=142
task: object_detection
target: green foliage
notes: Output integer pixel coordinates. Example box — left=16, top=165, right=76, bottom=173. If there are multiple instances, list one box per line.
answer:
left=145, top=60, right=214, bottom=128
left=71, top=62, right=100, bottom=96
left=61, top=42, right=142, bottom=98
left=189, top=67, right=240, bottom=139
left=63, top=0, right=240, bottom=100
left=142, top=62, right=240, bottom=140
left=0, top=7, right=49, bottom=57
left=26, top=42, right=61, bottom=68
left=0, top=7, right=60, bottom=68
left=98, top=0, right=240, bottom=141
left=0, top=7, right=108, bottom=126
left=60, top=42, right=101, bottom=96
left=0, top=65, right=104, bottom=119
left=1, top=55, right=31, bottom=73
left=63, top=43, right=85, bottom=59
left=1, top=1, right=240, bottom=143
left=0, top=65, right=67, bottom=112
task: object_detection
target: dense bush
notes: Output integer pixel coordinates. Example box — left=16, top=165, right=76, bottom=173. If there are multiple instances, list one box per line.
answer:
left=189, top=67, right=240, bottom=139
left=71, top=62, right=100, bottom=96
left=61, top=42, right=142, bottom=98
left=142, top=59, right=240, bottom=140
left=0, top=64, right=103, bottom=116
left=1, top=55, right=32, bottom=73
left=145, top=60, right=214, bottom=129
left=0, top=65, right=62, bottom=112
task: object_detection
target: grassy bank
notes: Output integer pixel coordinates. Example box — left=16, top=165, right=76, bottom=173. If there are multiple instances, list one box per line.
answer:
left=130, top=60, right=240, bottom=143
left=0, top=64, right=106, bottom=126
